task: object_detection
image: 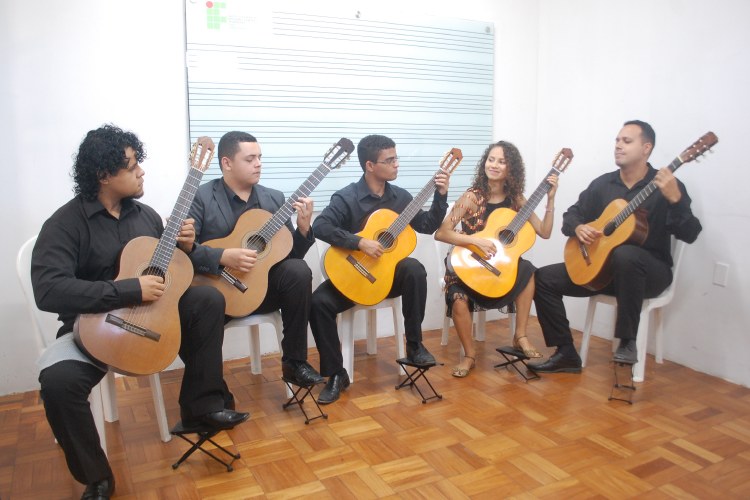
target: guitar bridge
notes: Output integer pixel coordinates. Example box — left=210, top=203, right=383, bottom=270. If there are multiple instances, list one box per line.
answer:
left=346, top=255, right=376, bottom=283
left=470, top=253, right=501, bottom=276
left=220, top=268, right=248, bottom=293
left=106, top=314, right=161, bottom=342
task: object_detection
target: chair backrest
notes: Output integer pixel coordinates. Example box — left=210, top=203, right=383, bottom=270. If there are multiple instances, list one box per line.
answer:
left=303, top=239, right=325, bottom=290
left=314, top=238, right=332, bottom=281
left=16, top=236, right=61, bottom=353
left=434, top=201, right=456, bottom=281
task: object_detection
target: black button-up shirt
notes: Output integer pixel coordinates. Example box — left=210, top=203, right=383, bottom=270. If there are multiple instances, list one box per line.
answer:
left=562, top=165, right=702, bottom=266
left=313, top=175, right=448, bottom=249
left=31, top=196, right=163, bottom=338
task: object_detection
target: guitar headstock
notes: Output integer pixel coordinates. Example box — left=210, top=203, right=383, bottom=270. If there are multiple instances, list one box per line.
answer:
left=679, top=131, right=718, bottom=164
left=440, top=148, right=463, bottom=174
left=552, top=148, right=574, bottom=173
left=323, top=138, right=355, bottom=170
left=190, top=136, right=215, bottom=172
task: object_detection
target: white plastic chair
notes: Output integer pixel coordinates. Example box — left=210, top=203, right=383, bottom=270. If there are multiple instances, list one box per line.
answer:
left=16, top=236, right=171, bottom=453
left=224, top=311, right=283, bottom=376
left=315, top=240, right=404, bottom=383
left=580, top=238, right=687, bottom=382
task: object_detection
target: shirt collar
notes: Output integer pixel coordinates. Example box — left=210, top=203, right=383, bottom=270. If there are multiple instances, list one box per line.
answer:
left=222, top=179, right=259, bottom=207
left=82, top=196, right=138, bottom=219
left=355, top=175, right=395, bottom=202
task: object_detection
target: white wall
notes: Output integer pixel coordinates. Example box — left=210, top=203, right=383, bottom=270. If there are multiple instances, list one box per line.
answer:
left=2, top=0, right=747, bottom=395
left=531, top=0, right=750, bottom=386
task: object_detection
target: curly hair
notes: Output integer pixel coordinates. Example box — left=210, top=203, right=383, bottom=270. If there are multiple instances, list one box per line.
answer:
left=470, top=141, right=525, bottom=211
left=72, top=124, right=146, bottom=201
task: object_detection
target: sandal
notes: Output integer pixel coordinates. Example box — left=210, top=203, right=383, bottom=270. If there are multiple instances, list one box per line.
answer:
left=513, top=335, right=543, bottom=358
left=451, top=355, right=476, bottom=378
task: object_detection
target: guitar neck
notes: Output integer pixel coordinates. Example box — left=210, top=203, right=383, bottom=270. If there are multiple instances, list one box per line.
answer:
left=504, top=167, right=559, bottom=242
left=381, top=169, right=439, bottom=242
left=608, top=156, right=683, bottom=232
left=150, top=166, right=205, bottom=273
left=254, top=162, right=332, bottom=242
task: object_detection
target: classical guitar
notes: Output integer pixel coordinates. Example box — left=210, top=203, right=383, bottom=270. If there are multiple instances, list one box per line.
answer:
left=324, top=148, right=463, bottom=305
left=74, top=137, right=215, bottom=376
left=564, top=131, right=718, bottom=290
left=451, top=148, right=573, bottom=298
left=191, top=138, right=354, bottom=317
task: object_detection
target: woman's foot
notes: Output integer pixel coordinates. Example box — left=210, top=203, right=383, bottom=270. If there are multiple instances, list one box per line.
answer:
left=513, top=335, right=543, bottom=358
left=451, top=355, right=476, bottom=378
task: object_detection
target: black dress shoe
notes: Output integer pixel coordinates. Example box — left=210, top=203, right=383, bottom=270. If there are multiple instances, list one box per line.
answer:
left=81, top=476, right=114, bottom=500
left=183, top=409, right=250, bottom=430
left=406, top=342, right=436, bottom=365
left=528, top=349, right=582, bottom=373
left=282, top=360, right=325, bottom=386
left=613, top=339, right=638, bottom=364
left=318, top=369, right=350, bottom=405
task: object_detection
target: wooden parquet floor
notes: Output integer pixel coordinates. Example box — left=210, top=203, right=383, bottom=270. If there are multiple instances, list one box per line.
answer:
left=2, top=318, right=750, bottom=499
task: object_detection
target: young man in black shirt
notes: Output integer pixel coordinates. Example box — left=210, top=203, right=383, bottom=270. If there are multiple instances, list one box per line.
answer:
left=187, top=131, right=323, bottom=387
left=310, top=134, right=451, bottom=404
left=529, top=120, right=702, bottom=373
left=32, top=125, right=248, bottom=499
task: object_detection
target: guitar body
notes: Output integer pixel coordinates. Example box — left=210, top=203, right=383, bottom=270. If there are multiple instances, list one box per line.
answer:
left=324, top=208, right=417, bottom=306
left=450, top=207, right=537, bottom=298
left=191, top=208, right=293, bottom=317
left=563, top=199, right=648, bottom=290
left=74, top=236, right=194, bottom=376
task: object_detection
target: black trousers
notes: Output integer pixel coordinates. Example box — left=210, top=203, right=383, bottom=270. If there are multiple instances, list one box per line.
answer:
left=534, top=244, right=673, bottom=348
left=38, top=285, right=228, bottom=485
left=250, top=258, right=313, bottom=362
left=310, top=257, right=427, bottom=377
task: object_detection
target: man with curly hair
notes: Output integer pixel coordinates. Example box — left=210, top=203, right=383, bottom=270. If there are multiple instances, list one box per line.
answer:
left=310, top=134, right=451, bottom=404
left=31, top=124, right=249, bottom=499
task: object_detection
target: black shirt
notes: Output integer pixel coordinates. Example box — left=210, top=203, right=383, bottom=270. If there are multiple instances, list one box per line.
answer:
left=31, top=196, right=163, bottom=338
left=562, top=165, right=702, bottom=265
left=313, top=175, right=448, bottom=249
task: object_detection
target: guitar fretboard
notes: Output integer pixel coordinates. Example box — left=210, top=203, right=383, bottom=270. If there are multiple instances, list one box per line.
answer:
left=149, top=166, right=205, bottom=274
left=502, top=166, right=560, bottom=244
left=606, top=156, right=683, bottom=234
left=377, top=170, right=441, bottom=247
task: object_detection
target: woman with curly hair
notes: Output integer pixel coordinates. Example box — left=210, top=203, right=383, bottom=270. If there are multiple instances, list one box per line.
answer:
left=435, top=141, right=558, bottom=377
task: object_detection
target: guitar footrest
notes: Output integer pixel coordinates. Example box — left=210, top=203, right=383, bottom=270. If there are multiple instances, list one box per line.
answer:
left=609, top=361, right=636, bottom=404
left=170, top=422, right=240, bottom=472
left=282, top=378, right=328, bottom=424
left=395, top=358, right=442, bottom=403
left=494, top=346, right=540, bottom=382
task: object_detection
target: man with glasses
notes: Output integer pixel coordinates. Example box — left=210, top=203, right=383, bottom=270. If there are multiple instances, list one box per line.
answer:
left=310, top=134, right=451, bottom=404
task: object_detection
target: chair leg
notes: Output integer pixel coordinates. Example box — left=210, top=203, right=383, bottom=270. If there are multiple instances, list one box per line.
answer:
left=632, top=309, right=651, bottom=383
left=366, top=309, right=377, bottom=355
left=654, top=307, right=664, bottom=363
left=474, top=310, right=486, bottom=341
left=249, top=325, right=262, bottom=375
left=101, top=371, right=118, bottom=423
left=392, top=302, right=405, bottom=361
left=149, top=373, right=171, bottom=442
left=341, top=310, right=355, bottom=383
left=580, top=300, right=598, bottom=367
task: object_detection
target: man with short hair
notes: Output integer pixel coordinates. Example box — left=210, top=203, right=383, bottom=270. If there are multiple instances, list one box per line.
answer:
left=310, top=134, right=451, bottom=404
left=188, top=131, right=323, bottom=387
left=530, top=120, right=702, bottom=372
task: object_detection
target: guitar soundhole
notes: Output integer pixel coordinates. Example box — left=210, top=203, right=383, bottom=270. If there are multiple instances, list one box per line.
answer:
left=143, top=266, right=166, bottom=280
left=377, top=231, right=396, bottom=250
left=244, top=235, right=267, bottom=253
left=603, top=223, right=615, bottom=237
left=498, top=229, right=516, bottom=247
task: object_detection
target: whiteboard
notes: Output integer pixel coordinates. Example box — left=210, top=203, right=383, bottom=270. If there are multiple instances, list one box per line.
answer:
left=185, top=1, right=494, bottom=207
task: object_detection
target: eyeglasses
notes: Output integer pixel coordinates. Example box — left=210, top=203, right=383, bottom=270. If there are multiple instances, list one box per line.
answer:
left=375, top=157, right=399, bottom=165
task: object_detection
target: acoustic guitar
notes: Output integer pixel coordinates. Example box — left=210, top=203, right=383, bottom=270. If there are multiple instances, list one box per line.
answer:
left=191, top=138, right=354, bottom=317
left=324, top=148, right=463, bottom=305
left=450, top=148, right=573, bottom=298
left=564, top=131, right=718, bottom=290
left=74, top=137, right=215, bottom=376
